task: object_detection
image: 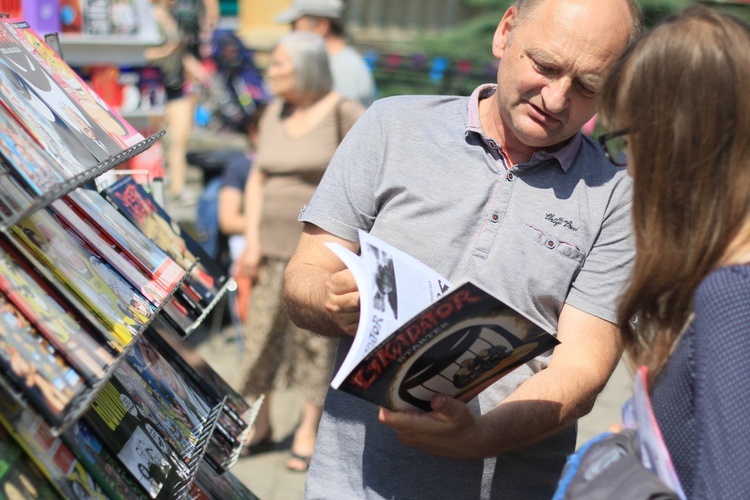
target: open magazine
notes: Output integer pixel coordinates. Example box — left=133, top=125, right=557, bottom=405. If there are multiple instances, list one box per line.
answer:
left=326, top=230, right=559, bottom=412
left=622, top=366, right=687, bottom=499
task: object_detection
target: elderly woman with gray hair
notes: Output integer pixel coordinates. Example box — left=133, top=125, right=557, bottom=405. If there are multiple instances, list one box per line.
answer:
left=235, top=31, right=364, bottom=471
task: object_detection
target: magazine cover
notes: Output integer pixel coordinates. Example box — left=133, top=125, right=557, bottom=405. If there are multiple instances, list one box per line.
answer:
left=64, top=419, right=150, bottom=500
left=0, top=293, right=85, bottom=426
left=103, top=175, right=228, bottom=310
left=0, top=238, right=115, bottom=382
left=0, top=17, right=141, bottom=162
left=1, top=18, right=144, bottom=150
left=84, top=369, right=190, bottom=498
left=0, top=102, right=68, bottom=196
left=0, top=25, right=97, bottom=173
left=146, top=324, right=252, bottom=425
left=6, top=208, right=153, bottom=350
left=50, top=196, right=170, bottom=307
left=68, top=187, right=186, bottom=296
left=0, top=425, right=59, bottom=499
left=328, top=230, right=559, bottom=412
left=125, top=337, right=213, bottom=443
left=0, top=388, right=109, bottom=499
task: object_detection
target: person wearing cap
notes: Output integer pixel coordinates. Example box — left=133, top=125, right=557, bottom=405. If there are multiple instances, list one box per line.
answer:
left=275, top=0, right=375, bottom=107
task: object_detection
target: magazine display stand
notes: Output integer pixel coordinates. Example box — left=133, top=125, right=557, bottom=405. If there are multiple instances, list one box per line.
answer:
left=0, top=16, right=255, bottom=499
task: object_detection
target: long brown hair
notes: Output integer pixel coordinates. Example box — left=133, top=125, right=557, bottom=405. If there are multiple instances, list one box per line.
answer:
left=599, top=5, right=750, bottom=382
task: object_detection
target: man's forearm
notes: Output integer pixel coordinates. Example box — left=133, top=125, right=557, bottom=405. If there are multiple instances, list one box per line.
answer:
left=476, top=364, right=603, bottom=457
left=284, top=263, right=349, bottom=338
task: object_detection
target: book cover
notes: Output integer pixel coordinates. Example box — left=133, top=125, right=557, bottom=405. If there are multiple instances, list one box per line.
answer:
left=0, top=238, right=115, bottom=383
left=103, top=176, right=228, bottom=311
left=0, top=425, right=59, bottom=499
left=6, top=208, right=153, bottom=350
left=0, top=292, right=85, bottom=426
left=0, top=102, right=68, bottom=196
left=0, top=22, right=98, bottom=172
left=2, top=18, right=144, bottom=149
left=63, top=419, right=150, bottom=500
left=328, top=230, right=560, bottom=412
left=84, top=367, right=190, bottom=498
left=0, top=387, right=109, bottom=499
left=68, top=187, right=186, bottom=297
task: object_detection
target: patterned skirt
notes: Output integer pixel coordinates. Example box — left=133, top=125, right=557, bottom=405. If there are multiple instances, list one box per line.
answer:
left=239, top=257, right=337, bottom=405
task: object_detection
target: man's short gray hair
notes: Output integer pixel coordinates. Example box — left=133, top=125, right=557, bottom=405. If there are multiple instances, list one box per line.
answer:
left=513, top=0, right=643, bottom=43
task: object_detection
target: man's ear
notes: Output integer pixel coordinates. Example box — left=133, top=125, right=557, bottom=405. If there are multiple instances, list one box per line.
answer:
left=492, top=6, right=517, bottom=59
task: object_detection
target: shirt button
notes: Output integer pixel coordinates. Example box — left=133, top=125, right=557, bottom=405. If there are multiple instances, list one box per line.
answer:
left=545, top=239, right=557, bottom=249
left=490, top=213, right=500, bottom=223
left=488, top=139, right=498, bottom=149
left=506, top=172, right=515, bottom=181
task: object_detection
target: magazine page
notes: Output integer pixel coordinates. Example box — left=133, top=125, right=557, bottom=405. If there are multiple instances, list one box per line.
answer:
left=50, top=197, right=170, bottom=306
left=64, top=419, right=150, bottom=500
left=84, top=369, right=190, bottom=498
left=328, top=229, right=452, bottom=389
left=623, top=366, right=687, bottom=499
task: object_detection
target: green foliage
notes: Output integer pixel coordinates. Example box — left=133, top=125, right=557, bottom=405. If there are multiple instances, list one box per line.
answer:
left=372, top=0, right=719, bottom=99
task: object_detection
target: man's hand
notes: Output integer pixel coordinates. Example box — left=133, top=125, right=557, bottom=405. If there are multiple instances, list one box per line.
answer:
left=378, top=395, right=487, bottom=461
left=284, top=223, right=360, bottom=337
left=324, top=269, right=360, bottom=336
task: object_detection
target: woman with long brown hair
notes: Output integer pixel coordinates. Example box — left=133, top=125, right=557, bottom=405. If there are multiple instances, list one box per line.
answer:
left=599, top=5, right=750, bottom=497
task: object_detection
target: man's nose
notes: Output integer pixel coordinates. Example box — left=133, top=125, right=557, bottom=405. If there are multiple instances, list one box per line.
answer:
left=541, top=78, right=571, bottom=114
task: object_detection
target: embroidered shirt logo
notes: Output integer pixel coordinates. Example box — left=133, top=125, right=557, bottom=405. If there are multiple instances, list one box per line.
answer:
left=545, top=213, right=579, bottom=232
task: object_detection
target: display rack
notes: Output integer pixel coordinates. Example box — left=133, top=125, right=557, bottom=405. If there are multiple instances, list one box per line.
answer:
left=0, top=15, right=252, bottom=498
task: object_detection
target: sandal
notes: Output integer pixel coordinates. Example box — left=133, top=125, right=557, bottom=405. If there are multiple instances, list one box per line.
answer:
left=239, top=428, right=274, bottom=457
left=285, top=452, right=312, bottom=472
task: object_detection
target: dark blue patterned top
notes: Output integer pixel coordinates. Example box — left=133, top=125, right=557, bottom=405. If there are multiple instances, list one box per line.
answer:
left=651, top=265, right=750, bottom=499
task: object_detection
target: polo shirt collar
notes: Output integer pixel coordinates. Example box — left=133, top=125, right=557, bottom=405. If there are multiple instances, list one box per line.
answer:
left=465, top=84, right=582, bottom=172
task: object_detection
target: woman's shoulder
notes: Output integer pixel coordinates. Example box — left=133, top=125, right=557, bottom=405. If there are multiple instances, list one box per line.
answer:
left=695, top=264, right=750, bottom=311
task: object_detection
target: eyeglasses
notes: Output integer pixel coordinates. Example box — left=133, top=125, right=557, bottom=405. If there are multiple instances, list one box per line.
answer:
left=597, top=129, right=629, bottom=166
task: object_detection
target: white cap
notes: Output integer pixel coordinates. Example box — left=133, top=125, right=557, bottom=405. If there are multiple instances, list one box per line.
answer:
left=274, top=0, right=344, bottom=24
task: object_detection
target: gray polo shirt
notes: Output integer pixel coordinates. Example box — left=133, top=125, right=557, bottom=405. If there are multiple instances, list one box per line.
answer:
left=299, top=85, right=634, bottom=499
